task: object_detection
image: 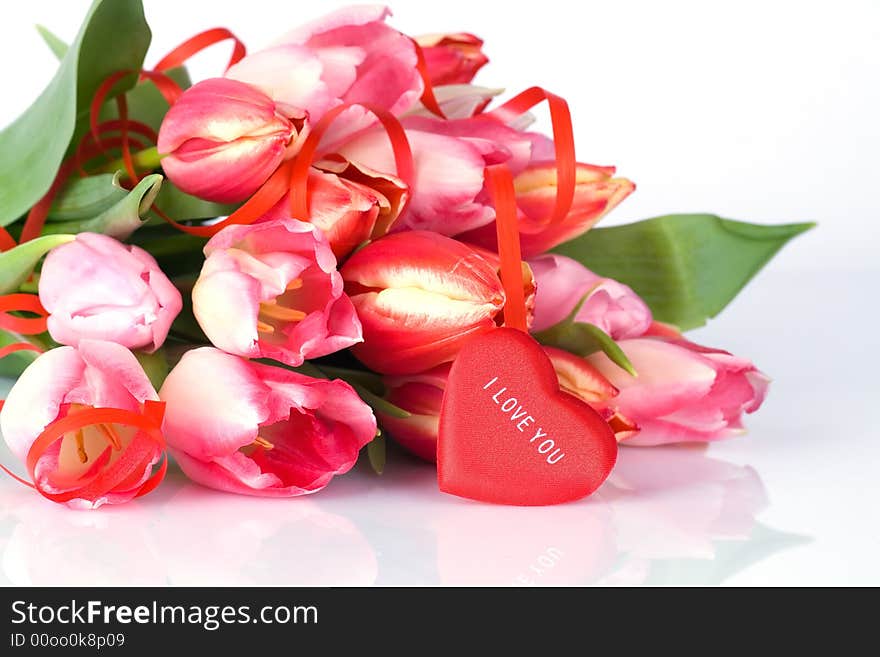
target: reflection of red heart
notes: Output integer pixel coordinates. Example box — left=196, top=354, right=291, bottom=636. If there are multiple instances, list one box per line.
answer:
left=438, top=328, right=618, bottom=506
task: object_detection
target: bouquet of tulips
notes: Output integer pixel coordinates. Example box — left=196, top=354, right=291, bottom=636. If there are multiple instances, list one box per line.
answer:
left=0, top=2, right=810, bottom=509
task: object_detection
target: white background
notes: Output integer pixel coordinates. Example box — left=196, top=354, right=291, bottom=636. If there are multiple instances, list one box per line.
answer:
left=0, top=0, right=878, bottom=586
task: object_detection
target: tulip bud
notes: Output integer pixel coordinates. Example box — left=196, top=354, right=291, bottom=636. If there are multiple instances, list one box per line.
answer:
left=528, top=254, right=652, bottom=339
left=191, top=218, right=362, bottom=367
left=159, top=347, right=377, bottom=496
left=587, top=337, right=770, bottom=446
left=0, top=341, right=165, bottom=509
left=38, top=232, right=182, bottom=352
left=341, top=231, right=512, bottom=375
left=415, top=33, right=489, bottom=86
left=157, top=78, right=296, bottom=203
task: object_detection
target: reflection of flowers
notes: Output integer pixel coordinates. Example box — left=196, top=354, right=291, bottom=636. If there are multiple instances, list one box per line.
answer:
left=0, top=447, right=805, bottom=586
left=0, top=470, right=377, bottom=586
left=429, top=446, right=805, bottom=585
left=0, top=484, right=164, bottom=586
left=151, top=483, right=377, bottom=586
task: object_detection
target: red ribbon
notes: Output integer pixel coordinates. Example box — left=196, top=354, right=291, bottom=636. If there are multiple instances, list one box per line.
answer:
left=0, top=343, right=42, bottom=360
left=22, top=401, right=167, bottom=504
left=487, top=87, right=576, bottom=225
left=485, top=165, right=527, bottom=332
left=0, top=294, right=49, bottom=335
left=289, top=103, right=415, bottom=223
left=412, top=39, right=447, bottom=119
left=153, top=28, right=246, bottom=73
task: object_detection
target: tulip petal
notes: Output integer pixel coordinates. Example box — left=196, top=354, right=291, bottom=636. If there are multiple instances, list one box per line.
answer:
left=590, top=339, right=718, bottom=418
left=340, top=128, right=494, bottom=234
left=159, top=348, right=269, bottom=460
left=226, top=45, right=334, bottom=119
left=0, top=347, right=83, bottom=462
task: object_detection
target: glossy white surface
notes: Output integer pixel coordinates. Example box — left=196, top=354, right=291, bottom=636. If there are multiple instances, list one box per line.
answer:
left=1, top=270, right=877, bottom=586
left=0, top=1, right=877, bottom=586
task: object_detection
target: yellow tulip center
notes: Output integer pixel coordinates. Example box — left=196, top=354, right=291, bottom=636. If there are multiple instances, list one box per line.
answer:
left=257, top=278, right=306, bottom=335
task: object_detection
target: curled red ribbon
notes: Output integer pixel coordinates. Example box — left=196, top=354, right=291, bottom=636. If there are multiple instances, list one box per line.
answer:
left=0, top=294, right=49, bottom=335
left=487, top=87, right=576, bottom=226
left=153, top=27, right=246, bottom=74
left=23, top=400, right=167, bottom=504
left=289, top=103, right=415, bottom=223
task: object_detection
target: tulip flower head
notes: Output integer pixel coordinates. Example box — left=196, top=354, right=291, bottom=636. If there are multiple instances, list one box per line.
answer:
left=38, top=232, right=182, bottom=352
left=159, top=348, right=377, bottom=497
left=342, top=230, right=534, bottom=375
left=261, top=170, right=389, bottom=260
left=157, top=77, right=297, bottom=203
left=587, top=337, right=770, bottom=446
left=192, top=218, right=362, bottom=366
left=528, top=254, right=652, bottom=338
left=462, top=163, right=636, bottom=256
left=0, top=341, right=166, bottom=509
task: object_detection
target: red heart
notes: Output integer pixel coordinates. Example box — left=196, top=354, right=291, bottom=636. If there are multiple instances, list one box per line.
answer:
left=437, top=328, right=618, bottom=506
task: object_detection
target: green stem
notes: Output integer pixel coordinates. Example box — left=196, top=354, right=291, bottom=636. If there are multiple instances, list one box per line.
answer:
left=93, top=146, right=162, bottom=176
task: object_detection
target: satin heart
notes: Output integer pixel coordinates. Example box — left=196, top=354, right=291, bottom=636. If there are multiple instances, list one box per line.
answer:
left=437, top=328, right=618, bottom=505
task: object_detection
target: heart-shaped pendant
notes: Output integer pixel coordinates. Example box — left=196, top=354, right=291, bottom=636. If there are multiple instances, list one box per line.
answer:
left=437, top=328, right=618, bottom=506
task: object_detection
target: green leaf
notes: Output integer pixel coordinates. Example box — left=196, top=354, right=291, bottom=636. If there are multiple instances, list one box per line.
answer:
left=36, top=25, right=68, bottom=59
left=367, top=433, right=386, bottom=475
left=134, top=349, right=169, bottom=391
left=42, top=173, right=162, bottom=239
left=48, top=173, right=126, bottom=221
left=0, top=331, right=46, bottom=378
left=554, top=214, right=814, bottom=330
left=128, top=227, right=207, bottom=277
left=146, top=179, right=239, bottom=227
left=535, top=320, right=636, bottom=376
left=0, top=0, right=151, bottom=225
left=0, top=234, right=75, bottom=294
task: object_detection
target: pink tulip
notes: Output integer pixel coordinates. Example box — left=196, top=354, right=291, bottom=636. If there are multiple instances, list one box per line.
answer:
left=260, top=169, right=387, bottom=260
left=191, top=218, right=362, bottom=366
left=0, top=340, right=165, bottom=509
left=342, top=230, right=532, bottom=375
left=542, top=346, right=639, bottom=441
left=462, top=162, right=636, bottom=256
left=38, top=232, right=182, bottom=352
left=227, top=6, right=422, bottom=148
left=157, top=78, right=296, bottom=203
left=378, top=345, right=635, bottom=462
left=528, top=254, right=652, bottom=338
left=414, top=33, right=489, bottom=86
left=159, top=347, right=377, bottom=497
left=338, top=115, right=539, bottom=235
left=587, top=337, right=770, bottom=446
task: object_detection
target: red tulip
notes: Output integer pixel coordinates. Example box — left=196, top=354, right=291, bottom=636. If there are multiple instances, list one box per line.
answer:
left=342, top=231, right=530, bottom=375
